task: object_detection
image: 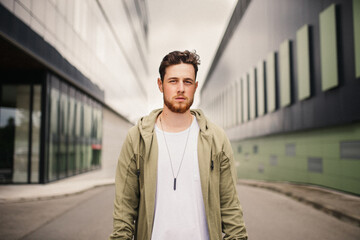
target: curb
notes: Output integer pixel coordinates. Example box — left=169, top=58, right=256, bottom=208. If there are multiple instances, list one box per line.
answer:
left=239, top=180, right=360, bottom=228
left=0, top=182, right=115, bottom=204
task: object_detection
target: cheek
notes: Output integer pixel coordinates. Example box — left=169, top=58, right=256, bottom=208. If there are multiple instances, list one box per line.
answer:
left=188, top=87, right=196, bottom=95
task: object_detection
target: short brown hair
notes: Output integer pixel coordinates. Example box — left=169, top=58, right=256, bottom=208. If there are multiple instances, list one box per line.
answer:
left=159, top=50, right=200, bottom=82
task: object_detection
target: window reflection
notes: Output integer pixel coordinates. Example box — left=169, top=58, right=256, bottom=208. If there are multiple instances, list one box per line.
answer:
left=0, top=85, right=41, bottom=183
left=31, top=86, right=41, bottom=183
left=47, top=75, right=102, bottom=182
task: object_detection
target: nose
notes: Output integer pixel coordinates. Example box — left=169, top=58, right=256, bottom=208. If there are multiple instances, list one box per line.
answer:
left=177, top=81, right=185, bottom=93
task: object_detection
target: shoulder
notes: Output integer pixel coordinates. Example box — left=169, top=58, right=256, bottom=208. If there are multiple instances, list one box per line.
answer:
left=192, top=109, right=229, bottom=144
left=207, top=120, right=226, bottom=137
left=119, top=125, right=139, bottom=149
left=202, top=115, right=228, bottom=141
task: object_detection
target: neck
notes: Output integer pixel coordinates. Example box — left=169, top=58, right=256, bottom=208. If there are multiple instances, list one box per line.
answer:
left=158, top=106, right=193, bottom=132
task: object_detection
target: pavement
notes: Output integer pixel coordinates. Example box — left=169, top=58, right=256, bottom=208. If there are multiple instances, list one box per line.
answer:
left=239, top=179, right=360, bottom=228
left=0, top=169, right=114, bottom=203
left=0, top=170, right=359, bottom=228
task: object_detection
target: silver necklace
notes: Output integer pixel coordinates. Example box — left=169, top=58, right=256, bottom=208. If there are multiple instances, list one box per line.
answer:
left=159, top=115, right=191, bottom=191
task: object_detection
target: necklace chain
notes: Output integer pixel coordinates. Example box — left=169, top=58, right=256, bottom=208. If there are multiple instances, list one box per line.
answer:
left=159, top=115, right=192, bottom=191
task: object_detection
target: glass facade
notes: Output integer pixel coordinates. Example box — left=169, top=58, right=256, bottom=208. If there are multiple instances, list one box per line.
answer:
left=0, top=74, right=103, bottom=184
left=0, top=0, right=143, bottom=184
left=0, top=84, right=41, bottom=183
left=47, top=75, right=102, bottom=182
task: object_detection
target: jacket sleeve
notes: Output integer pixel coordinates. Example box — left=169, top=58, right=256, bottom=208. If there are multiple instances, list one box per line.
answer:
left=109, top=131, right=140, bottom=240
left=220, top=134, right=248, bottom=240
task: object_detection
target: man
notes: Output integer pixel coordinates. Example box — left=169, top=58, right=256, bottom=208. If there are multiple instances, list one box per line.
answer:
left=109, top=50, right=247, bottom=240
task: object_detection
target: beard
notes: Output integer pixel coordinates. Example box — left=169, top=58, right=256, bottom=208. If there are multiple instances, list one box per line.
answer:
left=164, top=95, right=194, bottom=113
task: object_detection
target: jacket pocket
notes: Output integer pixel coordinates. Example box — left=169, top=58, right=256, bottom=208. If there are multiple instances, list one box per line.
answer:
left=210, top=153, right=220, bottom=189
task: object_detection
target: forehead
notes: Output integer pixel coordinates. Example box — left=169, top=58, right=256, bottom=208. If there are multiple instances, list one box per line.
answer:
left=164, top=63, right=195, bottom=79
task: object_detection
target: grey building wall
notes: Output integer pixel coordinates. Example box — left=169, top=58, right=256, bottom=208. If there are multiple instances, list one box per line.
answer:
left=200, top=0, right=360, bottom=141
left=200, top=0, right=360, bottom=194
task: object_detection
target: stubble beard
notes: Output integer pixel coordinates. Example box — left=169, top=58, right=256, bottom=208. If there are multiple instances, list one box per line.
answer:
left=164, top=95, right=194, bottom=113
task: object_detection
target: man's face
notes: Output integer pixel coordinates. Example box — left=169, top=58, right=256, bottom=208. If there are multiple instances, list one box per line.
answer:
left=158, top=63, right=198, bottom=113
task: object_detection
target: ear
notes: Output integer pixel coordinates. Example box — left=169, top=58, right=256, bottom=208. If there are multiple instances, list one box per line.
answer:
left=157, top=78, right=163, bottom=93
left=195, top=81, right=198, bottom=91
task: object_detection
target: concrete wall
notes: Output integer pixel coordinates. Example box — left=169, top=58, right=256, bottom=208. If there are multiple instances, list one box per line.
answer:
left=100, top=108, right=134, bottom=180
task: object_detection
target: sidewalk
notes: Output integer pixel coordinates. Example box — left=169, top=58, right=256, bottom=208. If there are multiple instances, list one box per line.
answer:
left=1, top=172, right=359, bottom=228
left=0, top=169, right=114, bottom=203
left=239, top=179, right=360, bottom=228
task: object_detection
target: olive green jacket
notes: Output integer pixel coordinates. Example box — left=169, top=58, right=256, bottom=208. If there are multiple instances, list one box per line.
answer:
left=109, top=109, right=247, bottom=240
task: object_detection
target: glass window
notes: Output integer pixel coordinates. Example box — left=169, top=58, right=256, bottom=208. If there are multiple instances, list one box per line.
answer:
left=67, top=89, right=76, bottom=176
left=0, top=86, right=16, bottom=183
left=44, top=78, right=103, bottom=180
left=31, top=85, right=42, bottom=183
left=84, top=98, right=92, bottom=169
left=0, top=85, right=31, bottom=183
left=58, top=84, right=68, bottom=178
left=74, top=91, right=82, bottom=173
left=0, top=85, right=29, bottom=183
left=0, top=84, right=42, bottom=184
left=48, top=86, right=59, bottom=181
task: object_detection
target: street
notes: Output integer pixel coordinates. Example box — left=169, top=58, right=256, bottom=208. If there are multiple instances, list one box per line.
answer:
left=237, top=185, right=360, bottom=240
left=0, top=186, right=114, bottom=240
left=0, top=184, right=359, bottom=239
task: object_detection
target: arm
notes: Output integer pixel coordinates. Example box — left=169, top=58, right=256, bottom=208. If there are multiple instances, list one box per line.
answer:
left=109, top=131, right=140, bottom=240
left=220, top=136, right=248, bottom=240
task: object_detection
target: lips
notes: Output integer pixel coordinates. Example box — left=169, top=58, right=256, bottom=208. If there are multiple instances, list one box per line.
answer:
left=174, top=96, right=187, bottom=101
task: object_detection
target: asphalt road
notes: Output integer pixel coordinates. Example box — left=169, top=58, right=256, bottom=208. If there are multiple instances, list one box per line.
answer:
left=0, top=185, right=114, bottom=240
left=236, top=185, right=360, bottom=240
left=0, top=184, right=359, bottom=240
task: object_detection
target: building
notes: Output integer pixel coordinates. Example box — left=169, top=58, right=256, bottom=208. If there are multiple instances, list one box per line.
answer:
left=200, top=0, right=360, bottom=194
left=0, top=0, right=148, bottom=183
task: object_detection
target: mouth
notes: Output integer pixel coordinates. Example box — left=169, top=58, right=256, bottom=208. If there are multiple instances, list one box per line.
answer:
left=175, top=97, right=186, bottom=102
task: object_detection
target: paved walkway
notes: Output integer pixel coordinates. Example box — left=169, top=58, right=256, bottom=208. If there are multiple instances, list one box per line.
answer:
left=239, top=179, right=360, bottom=228
left=0, top=171, right=359, bottom=228
left=0, top=169, right=114, bottom=203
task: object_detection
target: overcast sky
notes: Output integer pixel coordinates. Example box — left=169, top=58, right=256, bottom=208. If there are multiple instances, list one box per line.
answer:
left=146, top=0, right=237, bottom=112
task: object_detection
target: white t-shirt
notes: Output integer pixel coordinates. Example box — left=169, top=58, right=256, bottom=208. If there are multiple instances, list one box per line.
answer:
left=152, top=117, right=209, bottom=240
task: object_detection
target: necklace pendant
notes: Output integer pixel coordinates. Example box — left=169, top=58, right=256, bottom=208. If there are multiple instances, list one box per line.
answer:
left=174, top=178, right=177, bottom=191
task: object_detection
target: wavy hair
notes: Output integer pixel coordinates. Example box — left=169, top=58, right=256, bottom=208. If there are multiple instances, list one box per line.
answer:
left=159, top=50, right=200, bottom=82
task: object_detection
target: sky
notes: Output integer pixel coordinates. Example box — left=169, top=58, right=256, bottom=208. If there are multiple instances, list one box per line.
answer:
left=146, top=0, right=237, bottom=112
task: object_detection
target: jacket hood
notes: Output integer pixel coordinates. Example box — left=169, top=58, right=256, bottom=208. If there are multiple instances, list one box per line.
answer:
left=137, top=108, right=209, bottom=137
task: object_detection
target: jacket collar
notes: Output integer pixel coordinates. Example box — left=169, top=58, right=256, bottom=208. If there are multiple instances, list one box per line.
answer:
left=137, top=108, right=210, bottom=137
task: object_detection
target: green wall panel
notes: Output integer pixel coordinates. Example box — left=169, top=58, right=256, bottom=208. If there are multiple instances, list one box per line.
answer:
left=266, top=52, right=276, bottom=112
left=234, top=122, right=360, bottom=195
left=249, top=68, right=256, bottom=120
left=319, top=4, right=339, bottom=91
left=296, top=24, right=311, bottom=100
left=279, top=40, right=291, bottom=107
left=256, top=60, right=265, bottom=116
left=242, top=74, right=249, bottom=122
left=354, top=0, right=360, bottom=78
